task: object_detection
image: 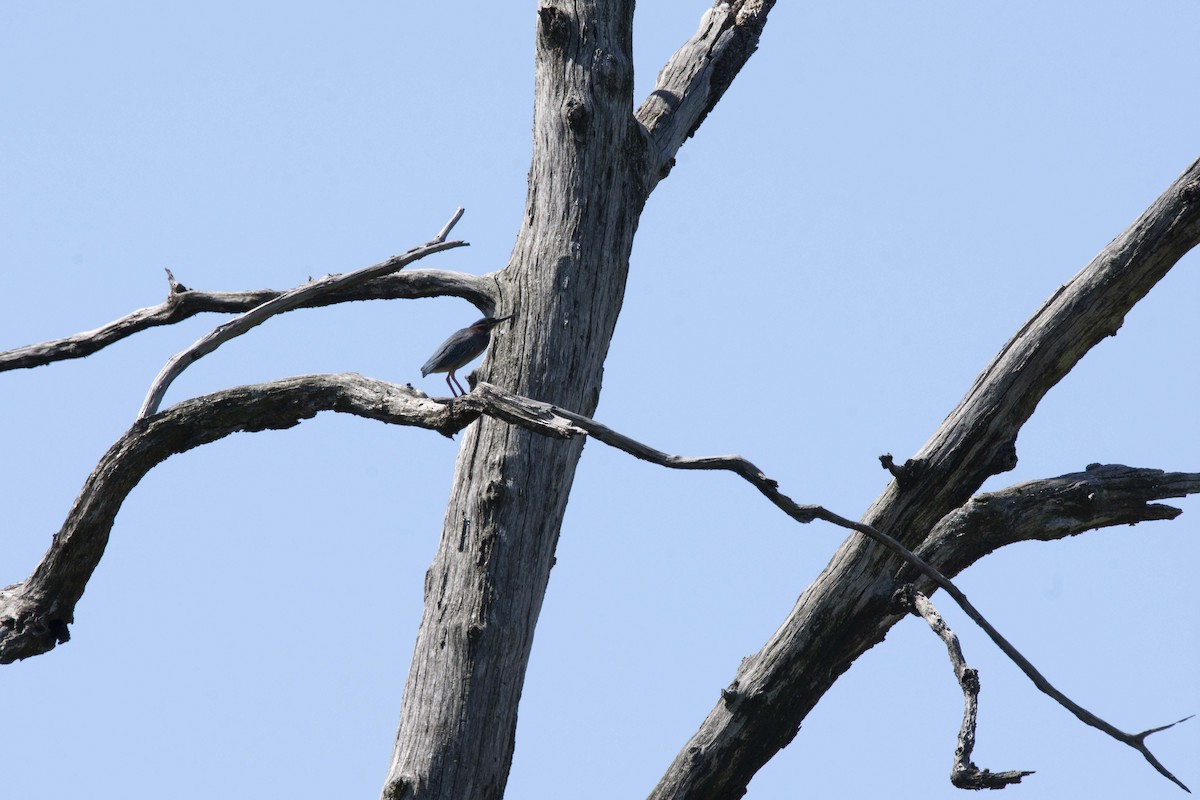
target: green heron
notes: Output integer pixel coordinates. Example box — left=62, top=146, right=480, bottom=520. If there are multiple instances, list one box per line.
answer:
left=420, top=315, right=512, bottom=397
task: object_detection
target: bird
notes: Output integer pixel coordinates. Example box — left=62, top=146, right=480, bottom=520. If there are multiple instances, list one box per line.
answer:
left=420, top=315, right=512, bottom=397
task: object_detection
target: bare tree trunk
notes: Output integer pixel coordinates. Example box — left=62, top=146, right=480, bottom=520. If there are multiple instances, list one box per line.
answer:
left=9, top=2, right=1190, bottom=797
left=380, top=4, right=647, bottom=797
left=0, top=2, right=780, bottom=795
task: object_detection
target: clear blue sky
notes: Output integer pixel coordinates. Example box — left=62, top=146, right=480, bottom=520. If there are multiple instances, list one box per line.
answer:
left=2, top=3, right=1197, bottom=798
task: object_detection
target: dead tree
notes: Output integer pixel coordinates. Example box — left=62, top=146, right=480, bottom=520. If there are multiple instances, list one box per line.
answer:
left=1, top=2, right=1197, bottom=798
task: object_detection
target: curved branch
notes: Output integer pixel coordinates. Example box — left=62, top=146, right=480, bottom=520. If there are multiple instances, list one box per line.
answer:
left=641, top=157, right=1200, bottom=799
left=0, top=375, right=571, bottom=665
left=907, top=156, right=1200, bottom=519
left=0, top=268, right=495, bottom=374
left=3, top=374, right=1193, bottom=787
left=896, top=587, right=1035, bottom=790
left=521, top=383, right=1195, bottom=789
left=915, top=464, right=1200, bottom=581
left=636, top=0, right=777, bottom=189
left=137, top=211, right=469, bottom=418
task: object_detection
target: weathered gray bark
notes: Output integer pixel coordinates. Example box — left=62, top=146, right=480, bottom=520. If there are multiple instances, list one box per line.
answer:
left=379, top=2, right=778, bottom=797
left=6, top=368, right=1189, bottom=674
left=0, top=377, right=456, bottom=664
left=648, top=157, right=1200, bottom=798
left=899, top=587, right=1035, bottom=790
left=378, top=6, right=644, bottom=798
left=1, top=2, right=786, bottom=794
left=0, top=378, right=592, bottom=666
left=0, top=269, right=492, bottom=373
left=3, top=1, right=1196, bottom=797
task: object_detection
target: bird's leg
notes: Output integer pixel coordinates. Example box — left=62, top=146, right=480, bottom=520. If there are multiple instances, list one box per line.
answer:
left=445, top=373, right=460, bottom=397
left=448, top=371, right=467, bottom=397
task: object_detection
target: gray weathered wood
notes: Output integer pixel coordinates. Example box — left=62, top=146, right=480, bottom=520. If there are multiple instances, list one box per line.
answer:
left=137, top=228, right=468, bottom=419
left=647, top=156, right=1200, bottom=799
left=0, top=266, right=493, bottom=373
left=0, top=375, right=592, bottom=665
left=0, top=376, right=461, bottom=664
left=915, top=463, right=1200, bottom=580
left=377, top=2, right=790, bottom=796
left=636, top=0, right=776, bottom=191
left=899, top=588, right=1035, bottom=789
left=378, top=4, right=784, bottom=796
left=380, top=3, right=641, bottom=796
left=4, top=0, right=1196, bottom=795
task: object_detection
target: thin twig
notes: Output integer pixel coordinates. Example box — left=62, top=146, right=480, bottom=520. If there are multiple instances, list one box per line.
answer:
left=137, top=210, right=469, bottom=419
left=3, top=370, right=1191, bottom=790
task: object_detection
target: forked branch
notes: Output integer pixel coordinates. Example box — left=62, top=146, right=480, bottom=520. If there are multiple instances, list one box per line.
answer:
left=502, top=384, right=1195, bottom=790
left=137, top=209, right=470, bottom=419
left=0, top=223, right=492, bottom=375
left=636, top=0, right=777, bottom=189
left=648, top=155, right=1200, bottom=800
left=0, top=376, right=573, bottom=664
left=2, top=374, right=1192, bottom=791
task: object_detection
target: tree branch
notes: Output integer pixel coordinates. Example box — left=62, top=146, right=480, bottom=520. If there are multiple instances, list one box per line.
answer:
left=636, top=0, right=777, bottom=189
left=0, top=267, right=494, bottom=374
left=499, top=385, right=1193, bottom=790
left=5, top=374, right=1192, bottom=792
left=648, top=155, right=1200, bottom=800
left=895, top=586, right=1035, bottom=790
left=137, top=210, right=469, bottom=418
left=904, top=157, right=1200, bottom=516
left=0, top=375, right=572, bottom=665
left=914, top=464, right=1200, bottom=581
left=432, top=207, right=466, bottom=243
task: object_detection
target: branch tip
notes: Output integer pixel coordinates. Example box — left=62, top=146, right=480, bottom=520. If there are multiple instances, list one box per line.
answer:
left=1140, top=714, right=1194, bottom=739
left=137, top=233, right=467, bottom=420
left=433, top=207, right=466, bottom=244
left=164, top=268, right=188, bottom=294
left=908, top=589, right=1036, bottom=789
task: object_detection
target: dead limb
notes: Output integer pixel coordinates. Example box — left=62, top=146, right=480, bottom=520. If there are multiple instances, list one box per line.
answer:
left=648, top=154, right=1200, bottom=800
left=137, top=210, right=470, bottom=418
left=2, top=373, right=1192, bottom=791
left=0, top=229, right=492, bottom=375
left=914, top=464, right=1199, bottom=580
left=496, top=383, right=1196, bottom=791
left=895, top=585, right=1035, bottom=790
left=636, top=0, right=777, bottom=191
left=0, top=269, right=492, bottom=374
left=0, top=375, right=570, bottom=664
